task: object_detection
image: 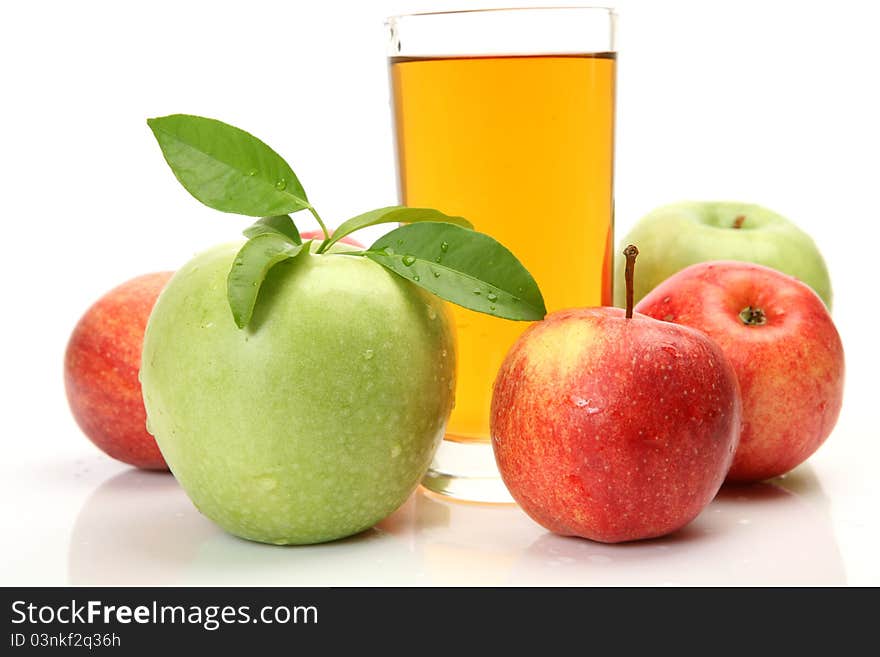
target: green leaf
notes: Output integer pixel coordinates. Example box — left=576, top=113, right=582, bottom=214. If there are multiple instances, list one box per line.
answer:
left=147, top=114, right=309, bottom=217
left=321, top=206, right=471, bottom=252
left=227, top=234, right=305, bottom=329
left=367, top=222, right=546, bottom=321
left=243, top=215, right=302, bottom=245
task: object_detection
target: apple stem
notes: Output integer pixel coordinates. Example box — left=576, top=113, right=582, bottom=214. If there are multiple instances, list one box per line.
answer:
left=623, top=244, right=639, bottom=319
left=739, top=306, right=767, bottom=326
left=733, top=215, right=746, bottom=229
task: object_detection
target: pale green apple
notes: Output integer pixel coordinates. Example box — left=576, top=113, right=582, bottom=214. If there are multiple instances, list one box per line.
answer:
left=613, top=202, right=832, bottom=308
left=140, top=242, right=455, bottom=545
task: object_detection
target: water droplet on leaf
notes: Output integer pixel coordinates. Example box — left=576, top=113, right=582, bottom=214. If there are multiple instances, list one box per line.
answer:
left=275, top=178, right=287, bottom=190
left=473, top=289, right=481, bottom=295
left=383, top=247, right=395, bottom=256
left=402, top=255, right=416, bottom=266
left=440, top=241, right=449, bottom=252
left=432, top=270, right=440, bottom=278
left=487, top=292, right=498, bottom=302
left=413, top=275, right=420, bottom=281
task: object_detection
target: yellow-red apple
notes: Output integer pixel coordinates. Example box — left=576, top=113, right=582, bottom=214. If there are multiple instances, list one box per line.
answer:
left=636, top=261, right=844, bottom=482
left=65, top=272, right=173, bottom=470
left=491, top=247, right=742, bottom=543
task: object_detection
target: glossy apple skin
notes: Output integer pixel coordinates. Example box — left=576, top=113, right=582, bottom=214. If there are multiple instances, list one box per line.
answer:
left=614, top=201, right=832, bottom=308
left=140, top=243, right=455, bottom=545
left=636, top=261, right=844, bottom=482
left=491, top=307, right=741, bottom=543
left=65, top=272, right=173, bottom=470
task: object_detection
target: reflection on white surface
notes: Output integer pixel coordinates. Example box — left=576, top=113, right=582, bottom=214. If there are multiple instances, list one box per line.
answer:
left=68, top=464, right=845, bottom=585
left=512, top=471, right=846, bottom=586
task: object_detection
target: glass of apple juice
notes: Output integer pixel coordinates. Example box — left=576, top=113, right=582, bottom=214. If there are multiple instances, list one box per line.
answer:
left=386, top=7, right=617, bottom=502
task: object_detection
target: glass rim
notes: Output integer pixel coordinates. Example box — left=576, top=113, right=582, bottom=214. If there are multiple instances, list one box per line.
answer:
left=386, top=6, right=616, bottom=58
left=385, top=6, right=616, bottom=23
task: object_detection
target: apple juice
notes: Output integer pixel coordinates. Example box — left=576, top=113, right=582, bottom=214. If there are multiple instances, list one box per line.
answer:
left=390, top=53, right=616, bottom=442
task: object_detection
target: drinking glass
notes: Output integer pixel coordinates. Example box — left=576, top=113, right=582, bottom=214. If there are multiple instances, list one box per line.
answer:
left=387, top=7, right=617, bottom=502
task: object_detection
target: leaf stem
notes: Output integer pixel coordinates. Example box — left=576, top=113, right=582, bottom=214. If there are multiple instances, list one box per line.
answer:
left=308, top=205, right=331, bottom=250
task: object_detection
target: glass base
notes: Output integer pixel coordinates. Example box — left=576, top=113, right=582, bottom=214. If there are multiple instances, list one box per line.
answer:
left=421, top=439, right=515, bottom=504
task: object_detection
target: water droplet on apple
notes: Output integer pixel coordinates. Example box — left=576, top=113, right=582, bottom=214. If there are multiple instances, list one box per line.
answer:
left=275, top=178, right=287, bottom=191
left=426, top=305, right=437, bottom=320
left=402, top=255, right=416, bottom=266
left=569, top=395, right=603, bottom=414
left=390, top=445, right=402, bottom=458
left=362, top=349, right=374, bottom=360
left=247, top=169, right=257, bottom=177
left=256, top=476, right=278, bottom=491
left=440, top=241, right=449, bottom=252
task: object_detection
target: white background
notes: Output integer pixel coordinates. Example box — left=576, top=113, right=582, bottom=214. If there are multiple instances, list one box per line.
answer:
left=1, top=0, right=878, bottom=585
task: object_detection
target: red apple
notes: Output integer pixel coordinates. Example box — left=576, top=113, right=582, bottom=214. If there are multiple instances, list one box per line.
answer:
left=491, top=247, right=742, bottom=543
left=636, top=261, right=844, bottom=482
left=300, top=230, right=363, bottom=248
left=64, top=272, right=173, bottom=470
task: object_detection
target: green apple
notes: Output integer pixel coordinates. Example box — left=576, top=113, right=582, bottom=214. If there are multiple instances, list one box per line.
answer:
left=613, top=202, right=832, bottom=308
left=140, top=242, right=455, bottom=545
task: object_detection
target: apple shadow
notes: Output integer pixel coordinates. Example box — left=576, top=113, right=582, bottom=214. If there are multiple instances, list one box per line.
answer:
left=68, top=469, right=423, bottom=586
left=509, top=464, right=846, bottom=586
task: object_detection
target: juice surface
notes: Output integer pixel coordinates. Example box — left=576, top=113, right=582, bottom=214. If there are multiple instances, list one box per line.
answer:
left=391, top=54, right=616, bottom=441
